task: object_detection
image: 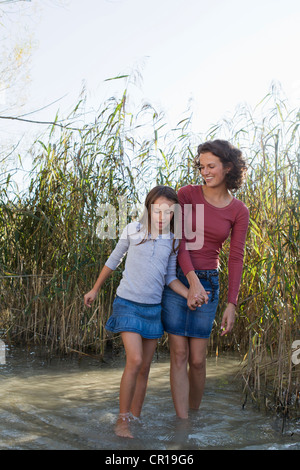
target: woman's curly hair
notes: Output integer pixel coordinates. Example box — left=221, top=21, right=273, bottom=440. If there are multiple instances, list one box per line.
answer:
left=194, top=139, right=247, bottom=192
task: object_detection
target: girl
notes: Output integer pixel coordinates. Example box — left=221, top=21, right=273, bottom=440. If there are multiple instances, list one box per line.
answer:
left=84, top=186, right=203, bottom=438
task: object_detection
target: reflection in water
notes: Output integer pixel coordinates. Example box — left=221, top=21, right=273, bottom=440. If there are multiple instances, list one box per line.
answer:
left=0, top=347, right=299, bottom=450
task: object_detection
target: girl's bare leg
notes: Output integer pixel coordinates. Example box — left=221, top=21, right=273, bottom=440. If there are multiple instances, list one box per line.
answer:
left=188, top=337, right=208, bottom=410
left=130, top=338, right=158, bottom=418
left=168, top=334, right=190, bottom=419
left=115, top=332, right=143, bottom=438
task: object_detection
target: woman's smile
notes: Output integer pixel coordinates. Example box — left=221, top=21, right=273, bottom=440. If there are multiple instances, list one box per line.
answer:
left=199, top=152, right=228, bottom=187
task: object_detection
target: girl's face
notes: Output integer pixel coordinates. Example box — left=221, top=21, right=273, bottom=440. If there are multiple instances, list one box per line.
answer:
left=151, top=196, right=175, bottom=234
left=199, top=152, right=228, bottom=188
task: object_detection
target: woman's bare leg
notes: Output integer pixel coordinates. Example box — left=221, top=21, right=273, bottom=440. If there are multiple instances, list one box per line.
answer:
left=168, top=334, right=190, bottom=419
left=188, top=337, right=208, bottom=410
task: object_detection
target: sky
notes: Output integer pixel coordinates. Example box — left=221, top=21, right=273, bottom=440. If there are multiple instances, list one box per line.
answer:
left=1, top=0, right=300, bottom=188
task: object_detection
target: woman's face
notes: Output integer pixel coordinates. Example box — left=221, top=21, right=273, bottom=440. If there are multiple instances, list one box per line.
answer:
left=151, top=196, right=175, bottom=234
left=199, top=152, right=228, bottom=188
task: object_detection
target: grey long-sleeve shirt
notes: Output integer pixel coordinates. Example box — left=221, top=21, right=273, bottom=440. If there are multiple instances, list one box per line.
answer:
left=105, top=222, right=178, bottom=304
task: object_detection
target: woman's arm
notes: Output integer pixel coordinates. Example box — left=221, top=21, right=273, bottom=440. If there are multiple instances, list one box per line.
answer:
left=165, top=241, right=205, bottom=308
left=176, top=187, right=209, bottom=309
left=221, top=205, right=249, bottom=334
left=227, top=205, right=249, bottom=305
left=186, top=271, right=209, bottom=310
left=176, top=187, right=196, bottom=276
left=220, top=303, right=236, bottom=335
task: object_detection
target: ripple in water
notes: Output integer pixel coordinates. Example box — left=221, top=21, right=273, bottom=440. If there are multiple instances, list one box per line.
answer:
left=0, top=347, right=299, bottom=450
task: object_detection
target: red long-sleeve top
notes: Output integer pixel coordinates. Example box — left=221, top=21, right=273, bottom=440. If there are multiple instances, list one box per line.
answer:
left=177, top=185, right=249, bottom=306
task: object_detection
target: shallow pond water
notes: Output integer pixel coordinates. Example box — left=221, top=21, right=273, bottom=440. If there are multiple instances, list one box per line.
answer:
left=0, top=346, right=299, bottom=450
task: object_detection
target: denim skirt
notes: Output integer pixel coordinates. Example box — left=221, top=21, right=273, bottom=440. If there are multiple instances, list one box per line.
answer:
left=105, top=295, right=164, bottom=339
left=162, top=267, right=219, bottom=338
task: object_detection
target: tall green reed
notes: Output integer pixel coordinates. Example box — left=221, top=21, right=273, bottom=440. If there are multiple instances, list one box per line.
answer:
left=212, top=88, right=300, bottom=415
left=0, top=80, right=299, bottom=414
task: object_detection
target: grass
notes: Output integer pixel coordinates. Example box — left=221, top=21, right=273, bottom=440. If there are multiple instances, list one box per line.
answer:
left=0, top=80, right=299, bottom=415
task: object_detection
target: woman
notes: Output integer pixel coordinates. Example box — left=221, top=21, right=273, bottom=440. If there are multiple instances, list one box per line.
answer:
left=162, top=139, right=249, bottom=419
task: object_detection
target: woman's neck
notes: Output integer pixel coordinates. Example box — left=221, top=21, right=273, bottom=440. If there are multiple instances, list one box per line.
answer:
left=201, top=184, right=233, bottom=207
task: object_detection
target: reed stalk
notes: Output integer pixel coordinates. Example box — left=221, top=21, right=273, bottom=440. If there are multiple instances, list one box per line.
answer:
left=0, top=81, right=299, bottom=414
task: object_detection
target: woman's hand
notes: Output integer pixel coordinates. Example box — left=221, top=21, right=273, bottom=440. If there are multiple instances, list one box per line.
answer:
left=84, top=289, right=98, bottom=308
left=189, top=292, right=207, bottom=309
left=187, top=284, right=209, bottom=310
left=220, top=303, right=236, bottom=336
left=186, top=271, right=209, bottom=310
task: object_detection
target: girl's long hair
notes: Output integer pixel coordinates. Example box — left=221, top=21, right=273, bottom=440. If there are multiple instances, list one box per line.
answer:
left=138, top=185, right=181, bottom=252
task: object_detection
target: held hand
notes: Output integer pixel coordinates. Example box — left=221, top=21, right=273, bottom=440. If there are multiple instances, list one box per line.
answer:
left=84, top=289, right=97, bottom=308
left=190, top=294, right=205, bottom=309
left=190, top=292, right=211, bottom=308
left=187, top=284, right=210, bottom=310
left=220, top=304, right=236, bottom=336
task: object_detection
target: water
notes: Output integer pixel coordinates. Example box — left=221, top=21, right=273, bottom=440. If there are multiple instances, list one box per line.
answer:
left=0, top=346, right=299, bottom=450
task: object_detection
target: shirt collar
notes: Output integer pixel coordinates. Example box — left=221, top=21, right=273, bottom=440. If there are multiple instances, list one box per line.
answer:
left=149, top=232, right=173, bottom=240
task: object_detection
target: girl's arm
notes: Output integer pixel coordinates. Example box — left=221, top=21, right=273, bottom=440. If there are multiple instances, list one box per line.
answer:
left=166, top=247, right=205, bottom=307
left=168, top=278, right=206, bottom=307
left=168, top=278, right=189, bottom=299
left=84, top=223, right=132, bottom=308
left=84, top=265, right=113, bottom=307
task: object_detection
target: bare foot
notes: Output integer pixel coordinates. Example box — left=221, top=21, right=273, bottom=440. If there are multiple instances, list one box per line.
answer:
left=115, top=414, right=134, bottom=439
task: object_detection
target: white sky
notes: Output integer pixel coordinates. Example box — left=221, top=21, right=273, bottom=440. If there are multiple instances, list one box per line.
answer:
left=1, top=0, right=300, bottom=186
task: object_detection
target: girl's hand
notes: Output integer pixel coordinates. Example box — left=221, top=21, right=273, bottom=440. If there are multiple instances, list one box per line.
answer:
left=187, top=285, right=209, bottom=310
left=220, top=303, right=236, bottom=336
left=185, top=272, right=209, bottom=310
left=190, top=294, right=204, bottom=309
left=190, top=292, right=211, bottom=308
left=84, top=289, right=97, bottom=308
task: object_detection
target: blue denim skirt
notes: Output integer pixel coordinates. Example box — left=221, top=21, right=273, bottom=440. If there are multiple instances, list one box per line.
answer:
left=162, top=267, right=219, bottom=338
left=105, top=295, right=164, bottom=339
